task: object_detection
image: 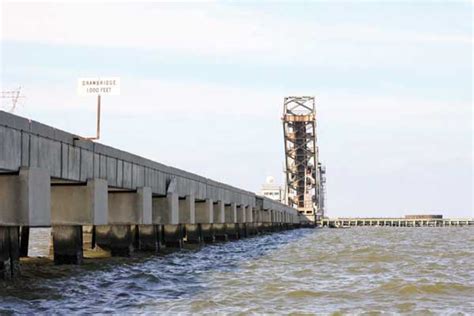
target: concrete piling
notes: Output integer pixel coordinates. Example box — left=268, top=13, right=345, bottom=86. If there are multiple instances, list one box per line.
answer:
left=138, top=225, right=160, bottom=252
left=213, top=223, right=228, bottom=241
left=213, top=201, right=227, bottom=241
left=52, top=225, right=83, bottom=265
left=95, top=225, right=112, bottom=250
left=0, top=227, right=20, bottom=280
left=163, top=224, right=184, bottom=248
left=179, top=195, right=195, bottom=225
left=226, top=223, right=239, bottom=240
left=19, top=226, right=29, bottom=257
left=95, top=225, right=134, bottom=256
left=225, top=203, right=239, bottom=239
left=109, top=225, right=134, bottom=256
left=201, top=224, right=214, bottom=242
left=185, top=223, right=202, bottom=244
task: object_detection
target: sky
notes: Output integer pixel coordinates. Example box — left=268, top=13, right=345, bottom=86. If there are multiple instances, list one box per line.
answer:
left=0, top=1, right=472, bottom=218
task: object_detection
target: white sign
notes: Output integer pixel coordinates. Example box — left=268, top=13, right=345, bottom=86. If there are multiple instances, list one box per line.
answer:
left=77, top=77, right=120, bottom=96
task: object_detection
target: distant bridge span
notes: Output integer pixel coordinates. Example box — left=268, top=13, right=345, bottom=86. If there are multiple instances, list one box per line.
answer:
left=320, top=217, right=474, bottom=228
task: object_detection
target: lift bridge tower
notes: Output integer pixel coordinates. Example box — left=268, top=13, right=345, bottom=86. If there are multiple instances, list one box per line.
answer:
left=282, top=96, right=325, bottom=224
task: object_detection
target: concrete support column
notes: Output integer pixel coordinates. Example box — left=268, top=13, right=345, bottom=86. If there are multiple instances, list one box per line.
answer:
left=179, top=194, right=196, bottom=224
left=213, top=201, right=227, bottom=241
left=274, top=211, right=279, bottom=231
left=163, top=224, right=184, bottom=248
left=0, top=168, right=51, bottom=227
left=19, top=226, right=29, bottom=257
left=196, top=199, right=214, bottom=243
left=0, top=227, right=19, bottom=280
left=195, top=199, right=213, bottom=224
left=263, top=210, right=272, bottom=232
left=52, top=225, right=83, bottom=264
left=153, top=192, right=182, bottom=248
left=246, top=206, right=255, bottom=236
left=225, top=203, right=237, bottom=223
left=138, top=225, right=161, bottom=251
left=213, top=201, right=225, bottom=224
left=103, top=187, right=152, bottom=255
left=236, top=205, right=246, bottom=223
left=184, top=223, right=202, bottom=245
left=153, top=193, right=179, bottom=225
left=225, top=203, right=238, bottom=239
left=236, top=205, right=246, bottom=238
left=180, top=194, right=201, bottom=244
left=108, top=225, right=133, bottom=256
left=95, top=225, right=134, bottom=256
left=246, top=206, right=253, bottom=223
left=256, top=210, right=264, bottom=233
left=51, top=179, right=108, bottom=264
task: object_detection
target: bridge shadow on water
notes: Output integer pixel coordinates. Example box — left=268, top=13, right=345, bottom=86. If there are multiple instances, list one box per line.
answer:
left=0, top=228, right=315, bottom=313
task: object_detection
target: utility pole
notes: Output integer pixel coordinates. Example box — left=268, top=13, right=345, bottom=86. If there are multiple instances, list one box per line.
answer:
left=1, top=87, right=24, bottom=113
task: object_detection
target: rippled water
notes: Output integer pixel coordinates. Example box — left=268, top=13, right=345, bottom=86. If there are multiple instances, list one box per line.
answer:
left=1, top=228, right=473, bottom=314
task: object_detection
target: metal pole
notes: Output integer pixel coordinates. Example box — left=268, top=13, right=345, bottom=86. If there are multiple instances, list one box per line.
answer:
left=82, top=94, right=101, bottom=141
left=97, top=94, right=101, bottom=140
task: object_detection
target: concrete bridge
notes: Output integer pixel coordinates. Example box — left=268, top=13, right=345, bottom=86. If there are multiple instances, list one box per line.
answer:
left=319, top=217, right=474, bottom=228
left=0, top=111, right=303, bottom=279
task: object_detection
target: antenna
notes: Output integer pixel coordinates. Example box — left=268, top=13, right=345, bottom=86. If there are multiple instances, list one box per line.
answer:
left=1, top=87, right=24, bottom=112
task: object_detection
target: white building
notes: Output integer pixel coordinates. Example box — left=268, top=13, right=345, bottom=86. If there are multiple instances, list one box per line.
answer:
left=260, top=176, right=285, bottom=203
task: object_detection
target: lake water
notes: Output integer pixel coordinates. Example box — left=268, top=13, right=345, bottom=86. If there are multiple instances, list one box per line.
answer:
left=1, top=227, right=473, bottom=314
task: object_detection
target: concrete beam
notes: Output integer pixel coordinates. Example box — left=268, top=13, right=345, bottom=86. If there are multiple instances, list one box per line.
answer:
left=108, top=187, right=152, bottom=224
left=0, top=168, right=50, bottom=226
left=51, top=179, right=108, bottom=225
left=195, top=199, right=213, bottom=224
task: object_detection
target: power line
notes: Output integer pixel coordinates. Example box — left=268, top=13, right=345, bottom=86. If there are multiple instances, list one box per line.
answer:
left=1, top=87, right=24, bottom=112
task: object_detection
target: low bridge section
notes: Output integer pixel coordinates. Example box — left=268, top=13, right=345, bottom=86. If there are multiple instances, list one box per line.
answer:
left=320, top=218, right=474, bottom=228
left=0, top=111, right=302, bottom=279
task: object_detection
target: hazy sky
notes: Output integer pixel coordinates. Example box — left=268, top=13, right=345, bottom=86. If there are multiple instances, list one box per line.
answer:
left=1, top=1, right=472, bottom=217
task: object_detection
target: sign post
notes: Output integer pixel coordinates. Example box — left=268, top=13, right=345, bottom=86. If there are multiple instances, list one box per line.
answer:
left=77, top=77, right=120, bottom=140
left=96, top=94, right=101, bottom=140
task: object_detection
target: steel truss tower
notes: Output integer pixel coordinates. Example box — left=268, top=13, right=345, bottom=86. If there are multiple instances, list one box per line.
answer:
left=282, top=96, right=324, bottom=223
